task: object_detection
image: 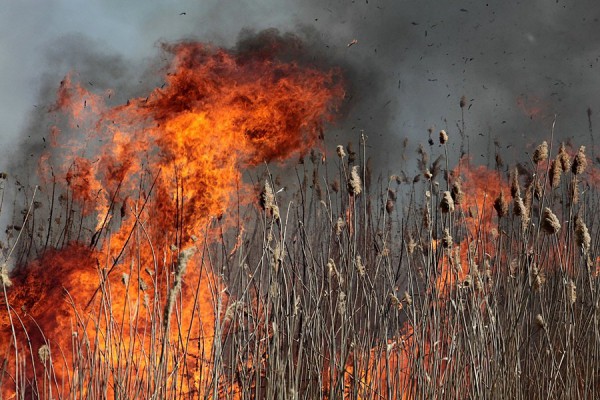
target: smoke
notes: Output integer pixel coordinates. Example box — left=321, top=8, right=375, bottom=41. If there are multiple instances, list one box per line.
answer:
left=4, top=0, right=600, bottom=181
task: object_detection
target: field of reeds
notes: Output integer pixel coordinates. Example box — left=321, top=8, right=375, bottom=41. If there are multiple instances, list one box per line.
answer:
left=1, top=129, right=600, bottom=400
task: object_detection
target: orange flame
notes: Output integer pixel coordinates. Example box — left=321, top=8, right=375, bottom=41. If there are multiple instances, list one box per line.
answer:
left=1, top=36, right=343, bottom=398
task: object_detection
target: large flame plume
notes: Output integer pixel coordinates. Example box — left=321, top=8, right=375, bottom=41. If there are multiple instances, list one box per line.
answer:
left=1, top=33, right=343, bottom=398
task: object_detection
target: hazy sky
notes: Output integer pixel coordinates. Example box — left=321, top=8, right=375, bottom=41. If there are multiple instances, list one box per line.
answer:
left=2, top=0, right=600, bottom=173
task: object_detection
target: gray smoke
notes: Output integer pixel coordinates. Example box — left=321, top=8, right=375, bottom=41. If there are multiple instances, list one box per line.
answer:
left=3, top=0, right=600, bottom=178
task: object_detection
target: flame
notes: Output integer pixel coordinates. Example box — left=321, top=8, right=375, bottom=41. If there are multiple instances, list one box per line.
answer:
left=1, top=35, right=343, bottom=398
left=515, top=94, right=553, bottom=124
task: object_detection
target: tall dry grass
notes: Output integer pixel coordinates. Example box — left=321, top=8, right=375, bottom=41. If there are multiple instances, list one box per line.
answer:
left=1, top=130, right=600, bottom=399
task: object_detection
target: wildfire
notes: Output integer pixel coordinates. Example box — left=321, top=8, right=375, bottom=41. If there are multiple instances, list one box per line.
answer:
left=1, top=33, right=343, bottom=398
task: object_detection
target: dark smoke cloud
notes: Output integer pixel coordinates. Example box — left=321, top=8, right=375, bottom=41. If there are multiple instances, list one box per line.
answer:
left=4, top=0, right=600, bottom=179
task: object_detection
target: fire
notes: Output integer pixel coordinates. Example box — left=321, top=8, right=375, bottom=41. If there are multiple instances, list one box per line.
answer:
left=1, top=34, right=343, bottom=398
left=516, top=94, right=553, bottom=123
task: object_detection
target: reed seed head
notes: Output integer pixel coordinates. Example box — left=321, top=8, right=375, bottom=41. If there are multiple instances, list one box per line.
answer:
left=38, top=345, right=50, bottom=364
left=423, top=206, right=431, bottom=228
left=404, top=290, right=413, bottom=306
left=535, top=314, right=546, bottom=330
left=348, top=165, right=362, bottom=195
left=530, top=266, right=545, bottom=291
left=572, top=145, right=587, bottom=175
left=424, top=169, right=433, bottom=180
left=570, top=177, right=580, bottom=205
left=567, top=280, right=577, bottom=306
left=260, top=180, right=275, bottom=212
left=331, top=179, right=340, bottom=193
left=549, top=159, right=562, bottom=189
left=451, top=178, right=464, bottom=205
left=439, top=130, right=448, bottom=144
left=513, top=195, right=526, bottom=217
left=442, top=228, right=453, bottom=248
left=386, top=199, right=394, bottom=214
left=533, top=141, right=548, bottom=164
left=557, top=142, right=571, bottom=172
left=336, top=217, right=345, bottom=236
left=337, top=291, right=347, bottom=315
left=355, top=255, right=366, bottom=277
left=0, top=264, right=11, bottom=287
left=407, top=236, right=417, bottom=255
left=440, top=191, right=455, bottom=213
left=541, top=207, right=561, bottom=235
left=493, top=190, right=508, bottom=218
left=575, top=215, right=591, bottom=252
left=509, top=167, right=520, bottom=198
left=336, top=144, right=346, bottom=158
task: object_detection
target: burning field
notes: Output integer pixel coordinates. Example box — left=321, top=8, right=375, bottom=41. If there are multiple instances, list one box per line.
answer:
left=2, top=31, right=600, bottom=400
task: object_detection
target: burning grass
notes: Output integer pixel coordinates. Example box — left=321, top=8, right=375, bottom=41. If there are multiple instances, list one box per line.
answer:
left=2, top=35, right=600, bottom=400
left=2, top=131, right=600, bottom=399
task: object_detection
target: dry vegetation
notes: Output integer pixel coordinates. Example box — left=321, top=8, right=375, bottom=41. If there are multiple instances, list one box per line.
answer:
left=1, top=130, right=600, bottom=399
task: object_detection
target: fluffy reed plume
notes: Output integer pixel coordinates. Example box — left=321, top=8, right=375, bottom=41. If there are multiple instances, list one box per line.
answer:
left=541, top=207, right=561, bottom=234
left=533, top=141, right=548, bottom=164
left=533, top=179, right=543, bottom=200
left=164, top=248, right=196, bottom=330
left=474, top=270, right=484, bottom=293
left=493, top=190, right=508, bottom=218
left=404, top=290, right=413, bottom=306
left=272, top=242, right=285, bottom=272
left=336, top=144, right=346, bottom=158
left=386, top=199, right=394, bottom=214
left=260, top=180, right=275, bottom=211
left=389, top=293, right=401, bottom=308
left=388, top=188, right=397, bottom=202
left=348, top=165, right=362, bottom=195
left=424, top=168, right=433, bottom=180
left=439, top=130, right=449, bottom=144
left=529, top=265, right=545, bottom=291
left=38, top=345, right=50, bottom=364
left=513, top=195, right=526, bottom=217
left=462, top=274, right=472, bottom=288
left=330, top=179, right=340, bottom=193
left=557, top=142, right=572, bottom=171
left=423, top=205, right=431, bottom=228
left=407, top=236, right=417, bottom=255
left=452, top=246, right=462, bottom=273
left=440, top=191, right=455, bottom=213
left=509, top=167, right=520, bottom=198
left=570, top=177, right=580, bottom=205
left=567, top=280, right=577, bottom=306
left=535, top=314, right=547, bottom=330
left=442, top=228, right=453, bottom=248
left=524, top=183, right=534, bottom=212
left=574, top=215, right=591, bottom=252
left=347, top=142, right=356, bottom=163
left=0, top=264, right=11, bottom=287
left=417, top=144, right=430, bottom=172
left=549, top=159, right=562, bottom=189
left=335, top=217, right=345, bottom=236
left=355, top=255, right=366, bottom=277
left=327, top=258, right=337, bottom=279
left=337, top=291, right=347, bottom=315
left=451, top=178, right=464, bottom=205
left=224, top=300, right=245, bottom=322
left=572, top=145, right=588, bottom=175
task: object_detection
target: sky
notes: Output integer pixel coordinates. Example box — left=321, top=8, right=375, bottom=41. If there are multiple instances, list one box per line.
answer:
left=2, top=0, right=600, bottom=175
